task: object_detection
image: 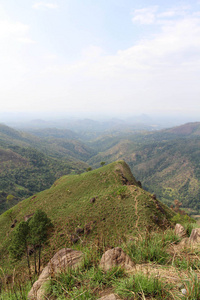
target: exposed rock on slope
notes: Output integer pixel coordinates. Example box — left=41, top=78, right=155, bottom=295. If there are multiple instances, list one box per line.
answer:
left=175, top=223, right=187, bottom=238
left=189, top=228, right=200, bottom=245
left=28, top=248, right=83, bottom=300
left=100, top=247, right=135, bottom=272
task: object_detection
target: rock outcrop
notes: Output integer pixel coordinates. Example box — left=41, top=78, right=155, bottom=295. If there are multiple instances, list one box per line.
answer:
left=175, top=227, right=200, bottom=249
left=99, top=247, right=134, bottom=272
left=175, top=224, right=187, bottom=238
left=189, top=228, right=200, bottom=245
left=28, top=248, right=83, bottom=300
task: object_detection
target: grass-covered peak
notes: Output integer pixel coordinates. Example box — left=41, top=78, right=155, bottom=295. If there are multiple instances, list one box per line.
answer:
left=0, top=160, right=174, bottom=273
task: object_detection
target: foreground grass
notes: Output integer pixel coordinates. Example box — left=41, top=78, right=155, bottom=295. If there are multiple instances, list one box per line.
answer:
left=1, top=228, right=200, bottom=300
left=0, top=280, right=31, bottom=300
left=114, top=273, right=171, bottom=300
left=125, top=229, right=180, bottom=265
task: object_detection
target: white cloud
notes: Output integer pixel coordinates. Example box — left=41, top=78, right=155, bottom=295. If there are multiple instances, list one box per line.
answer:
left=0, top=20, right=29, bottom=39
left=158, top=11, right=176, bottom=18
left=132, top=5, right=191, bottom=25
left=81, top=45, right=104, bottom=60
left=17, top=37, right=36, bottom=44
left=0, top=9, right=36, bottom=91
left=34, top=10, right=200, bottom=114
left=132, top=6, right=158, bottom=24
left=1, top=4, right=200, bottom=116
left=45, top=54, right=58, bottom=60
left=32, top=2, right=59, bottom=10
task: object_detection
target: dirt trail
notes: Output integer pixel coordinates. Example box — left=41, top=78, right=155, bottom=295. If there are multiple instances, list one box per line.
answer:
left=134, top=190, right=141, bottom=228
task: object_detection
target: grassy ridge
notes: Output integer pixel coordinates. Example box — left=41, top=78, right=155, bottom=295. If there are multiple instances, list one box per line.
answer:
left=0, top=161, right=174, bottom=273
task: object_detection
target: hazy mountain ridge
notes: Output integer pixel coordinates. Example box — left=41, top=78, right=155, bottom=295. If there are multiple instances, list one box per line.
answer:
left=0, top=124, right=90, bottom=214
left=1, top=121, right=200, bottom=213
left=0, top=123, right=96, bottom=161
left=165, top=122, right=200, bottom=136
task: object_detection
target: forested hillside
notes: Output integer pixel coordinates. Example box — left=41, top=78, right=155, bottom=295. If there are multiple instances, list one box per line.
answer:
left=1, top=122, right=200, bottom=214
left=87, top=123, right=200, bottom=211
left=0, top=124, right=90, bottom=213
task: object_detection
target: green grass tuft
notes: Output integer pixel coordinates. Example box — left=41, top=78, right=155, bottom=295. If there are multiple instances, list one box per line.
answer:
left=126, top=229, right=179, bottom=265
left=114, top=272, right=171, bottom=299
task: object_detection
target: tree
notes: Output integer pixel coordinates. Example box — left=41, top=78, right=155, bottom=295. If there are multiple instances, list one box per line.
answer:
left=100, top=161, right=106, bottom=167
left=28, top=210, right=53, bottom=274
left=9, top=221, right=31, bottom=277
left=86, top=167, right=92, bottom=172
left=9, top=210, right=53, bottom=275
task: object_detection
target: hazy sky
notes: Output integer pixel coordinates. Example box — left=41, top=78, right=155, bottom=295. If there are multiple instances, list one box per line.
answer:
left=1, top=0, right=200, bottom=118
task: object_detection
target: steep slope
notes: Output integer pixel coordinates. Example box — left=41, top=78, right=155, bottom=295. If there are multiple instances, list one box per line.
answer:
left=0, top=161, right=174, bottom=272
left=0, top=124, right=96, bottom=213
left=129, top=138, right=200, bottom=208
left=87, top=124, right=200, bottom=210
left=0, top=145, right=87, bottom=214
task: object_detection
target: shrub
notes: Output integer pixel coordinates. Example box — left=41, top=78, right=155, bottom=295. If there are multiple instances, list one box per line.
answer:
left=116, top=187, right=127, bottom=199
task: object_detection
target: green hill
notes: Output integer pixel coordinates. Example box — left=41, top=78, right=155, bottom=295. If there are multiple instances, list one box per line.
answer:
left=0, top=161, right=174, bottom=274
left=87, top=125, right=200, bottom=211
left=128, top=137, right=200, bottom=209
left=0, top=124, right=94, bottom=214
left=0, top=145, right=87, bottom=214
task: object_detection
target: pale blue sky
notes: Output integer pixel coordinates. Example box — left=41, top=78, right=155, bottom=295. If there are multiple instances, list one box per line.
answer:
left=1, top=0, right=200, bottom=118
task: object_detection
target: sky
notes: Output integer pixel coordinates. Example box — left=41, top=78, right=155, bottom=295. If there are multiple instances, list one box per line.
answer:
left=1, top=0, right=200, bottom=120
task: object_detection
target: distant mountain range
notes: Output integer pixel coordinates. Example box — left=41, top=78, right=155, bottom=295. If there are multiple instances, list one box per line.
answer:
left=1, top=121, right=200, bottom=213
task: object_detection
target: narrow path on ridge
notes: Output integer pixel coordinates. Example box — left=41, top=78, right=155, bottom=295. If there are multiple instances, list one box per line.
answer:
left=134, top=190, right=141, bottom=229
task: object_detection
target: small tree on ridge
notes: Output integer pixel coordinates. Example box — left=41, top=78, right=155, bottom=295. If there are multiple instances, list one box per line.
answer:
left=9, top=209, right=53, bottom=275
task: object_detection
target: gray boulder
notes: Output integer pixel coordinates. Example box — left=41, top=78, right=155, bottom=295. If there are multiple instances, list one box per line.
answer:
left=28, top=248, right=83, bottom=300
left=189, top=228, right=200, bottom=244
left=99, top=247, right=134, bottom=272
left=175, top=223, right=187, bottom=238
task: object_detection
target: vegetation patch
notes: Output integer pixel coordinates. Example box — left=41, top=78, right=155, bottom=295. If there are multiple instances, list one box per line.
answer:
left=114, top=272, right=171, bottom=299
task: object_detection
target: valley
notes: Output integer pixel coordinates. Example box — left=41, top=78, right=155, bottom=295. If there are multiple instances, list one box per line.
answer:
left=1, top=121, right=200, bottom=214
